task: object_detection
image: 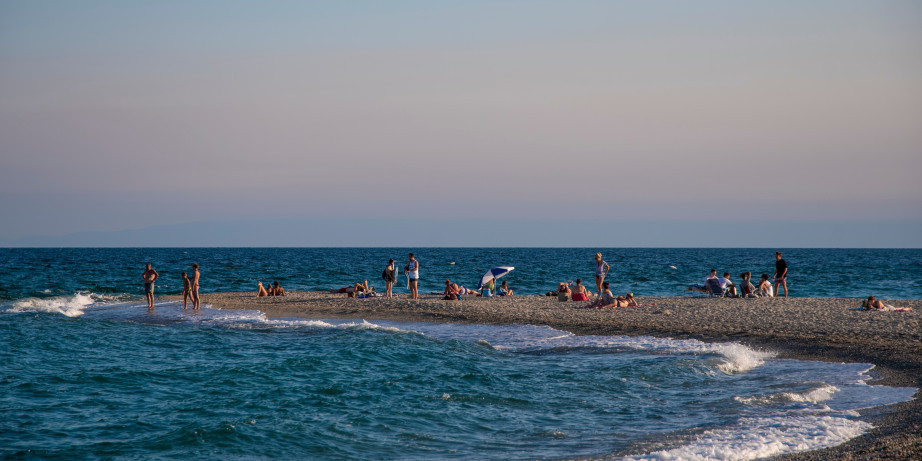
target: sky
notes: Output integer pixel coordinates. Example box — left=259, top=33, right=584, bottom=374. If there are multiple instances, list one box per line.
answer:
left=1, top=1, right=920, bottom=247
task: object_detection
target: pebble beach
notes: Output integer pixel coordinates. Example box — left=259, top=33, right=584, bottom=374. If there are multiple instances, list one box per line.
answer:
left=186, top=291, right=922, bottom=460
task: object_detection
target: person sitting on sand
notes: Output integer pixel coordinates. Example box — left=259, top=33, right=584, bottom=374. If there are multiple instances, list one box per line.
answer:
left=498, top=280, right=514, bottom=296
left=482, top=279, right=495, bottom=297
left=256, top=281, right=269, bottom=297
left=351, top=280, right=373, bottom=298
left=556, top=282, right=571, bottom=301
left=759, top=274, right=774, bottom=297
left=864, top=296, right=913, bottom=312
left=272, top=281, right=285, bottom=296
left=444, top=280, right=460, bottom=300
left=585, top=282, right=616, bottom=308
left=739, top=272, right=758, bottom=298
left=571, top=279, right=591, bottom=302
left=718, top=272, right=738, bottom=297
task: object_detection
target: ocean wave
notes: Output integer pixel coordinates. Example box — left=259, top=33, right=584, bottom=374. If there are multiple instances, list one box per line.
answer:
left=626, top=414, right=872, bottom=461
left=6, top=293, right=98, bottom=317
left=735, top=385, right=840, bottom=406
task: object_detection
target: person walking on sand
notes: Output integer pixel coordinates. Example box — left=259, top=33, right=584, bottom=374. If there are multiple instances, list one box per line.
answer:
left=191, top=263, right=201, bottom=309
left=142, top=263, right=159, bottom=310
left=773, top=252, right=788, bottom=297
left=382, top=259, right=396, bottom=298
left=405, top=253, right=419, bottom=300
left=594, top=253, right=610, bottom=295
left=182, top=272, right=192, bottom=309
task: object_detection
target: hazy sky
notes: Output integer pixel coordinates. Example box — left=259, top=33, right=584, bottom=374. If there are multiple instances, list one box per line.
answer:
left=1, top=1, right=920, bottom=246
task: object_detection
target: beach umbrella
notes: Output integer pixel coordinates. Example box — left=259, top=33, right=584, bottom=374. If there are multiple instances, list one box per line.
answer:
left=478, top=266, right=514, bottom=289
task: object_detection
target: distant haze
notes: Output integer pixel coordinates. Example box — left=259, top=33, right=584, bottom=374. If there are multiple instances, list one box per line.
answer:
left=2, top=1, right=920, bottom=247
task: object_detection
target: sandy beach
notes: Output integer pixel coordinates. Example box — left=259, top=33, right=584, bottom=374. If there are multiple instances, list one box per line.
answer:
left=175, top=291, right=922, bottom=460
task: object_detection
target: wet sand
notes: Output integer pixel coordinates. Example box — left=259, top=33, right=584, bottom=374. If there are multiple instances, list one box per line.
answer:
left=174, top=291, right=922, bottom=460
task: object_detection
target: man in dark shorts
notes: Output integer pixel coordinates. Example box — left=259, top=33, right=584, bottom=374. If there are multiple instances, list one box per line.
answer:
left=773, top=252, right=788, bottom=297
left=142, top=263, right=159, bottom=309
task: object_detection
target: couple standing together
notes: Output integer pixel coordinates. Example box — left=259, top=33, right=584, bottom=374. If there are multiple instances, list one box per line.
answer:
left=142, top=263, right=200, bottom=310
left=381, top=253, right=420, bottom=299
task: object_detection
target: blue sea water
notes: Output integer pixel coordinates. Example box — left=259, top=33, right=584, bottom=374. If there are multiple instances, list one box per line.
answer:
left=1, top=248, right=919, bottom=300
left=1, top=248, right=919, bottom=459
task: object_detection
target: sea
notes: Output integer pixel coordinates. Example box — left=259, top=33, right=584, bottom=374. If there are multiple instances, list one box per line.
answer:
left=1, top=248, right=919, bottom=460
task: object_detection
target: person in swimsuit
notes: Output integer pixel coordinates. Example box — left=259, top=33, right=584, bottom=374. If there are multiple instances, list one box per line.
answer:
left=142, top=263, right=159, bottom=310
left=498, top=280, right=514, bottom=296
left=182, top=272, right=192, bottom=308
left=191, top=263, right=201, bottom=309
left=594, top=253, right=610, bottom=296
left=271, top=281, right=285, bottom=296
left=383, top=259, right=396, bottom=298
left=571, top=278, right=591, bottom=302
left=865, top=296, right=913, bottom=311
left=405, top=253, right=419, bottom=300
left=256, top=281, right=268, bottom=297
left=773, top=252, right=788, bottom=297
left=624, top=292, right=639, bottom=307
left=586, top=282, right=616, bottom=308
left=556, top=282, right=572, bottom=301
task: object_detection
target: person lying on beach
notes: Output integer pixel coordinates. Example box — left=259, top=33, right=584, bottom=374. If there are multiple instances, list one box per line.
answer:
left=571, top=279, right=591, bottom=302
left=443, top=280, right=479, bottom=300
left=256, top=281, right=269, bottom=297
left=272, top=281, right=286, bottom=296
left=624, top=293, right=639, bottom=307
left=330, top=280, right=373, bottom=296
left=863, top=296, right=913, bottom=312
left=498, top=280, right=514, bottom=296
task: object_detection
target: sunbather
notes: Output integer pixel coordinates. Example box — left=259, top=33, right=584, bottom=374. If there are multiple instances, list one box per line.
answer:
left=256, top=281, right=269, bottom=297
left=864, top=296, right=913, bottom=312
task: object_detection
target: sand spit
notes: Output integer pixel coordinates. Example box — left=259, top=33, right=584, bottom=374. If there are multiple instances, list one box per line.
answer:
left=168, top=291, right=922, bottom=460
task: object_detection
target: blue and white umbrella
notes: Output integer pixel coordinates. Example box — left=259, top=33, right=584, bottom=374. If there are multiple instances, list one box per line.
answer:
left=477, top=266, right=514, bottom=290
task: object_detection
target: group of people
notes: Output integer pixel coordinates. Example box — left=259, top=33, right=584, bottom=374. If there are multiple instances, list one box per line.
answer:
left=142, top=263, right=200, bottom=310
left=256, top=281, right=286, bottom=297
left=689, top=252, right=789, bottom=298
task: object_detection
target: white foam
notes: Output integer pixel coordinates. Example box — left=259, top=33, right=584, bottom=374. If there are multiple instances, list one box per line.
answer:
left=735, top=385, right=840, bottom=406
left=628, top=414, right=872, bottom=461
left=8, top=293, right=97, bottom=317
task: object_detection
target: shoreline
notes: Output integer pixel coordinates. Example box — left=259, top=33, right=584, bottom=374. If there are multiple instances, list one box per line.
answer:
left=169, top=292, right=922, bottom=460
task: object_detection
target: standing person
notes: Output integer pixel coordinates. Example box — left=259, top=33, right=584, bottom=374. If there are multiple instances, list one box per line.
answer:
left=142, top=263, right=159, bottom=310
left=182, top=272, right=193, bottom=308
left=190, top=263, right=201, bottom=309
left=594, top=253, right=610, bottom=295
left=405, top=253, right=419, bottom=300
left=382, top=259, right=396, bottom=298
left=773, top=252, right=788, bottom=297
